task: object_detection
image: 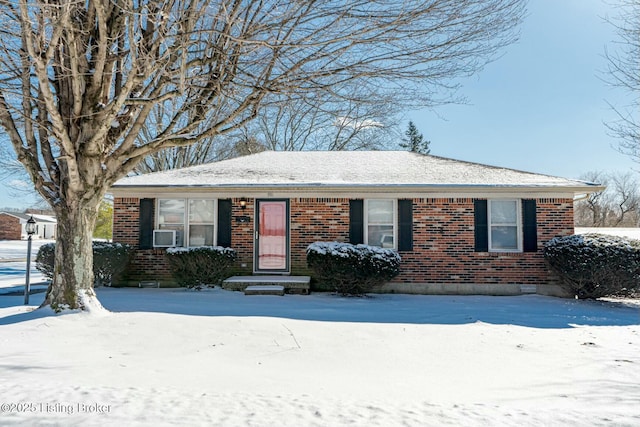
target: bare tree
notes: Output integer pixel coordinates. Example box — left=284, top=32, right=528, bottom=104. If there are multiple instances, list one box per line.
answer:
left=137, top=86, right=401, bottom=173
left=608, top=172, right=640, bottom=226
left=575, top=171, right=640, bottom=227
left=0, top=0, right=526, bottom=310
left=255, top=92, right=399, bottom=152
left=603, top=0, right=640, bottom=164
left=575, top=171, right=609, bottom=226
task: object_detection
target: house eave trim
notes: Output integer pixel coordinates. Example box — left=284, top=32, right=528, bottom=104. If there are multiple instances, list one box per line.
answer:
left=111, top=183, right=604, bottom=195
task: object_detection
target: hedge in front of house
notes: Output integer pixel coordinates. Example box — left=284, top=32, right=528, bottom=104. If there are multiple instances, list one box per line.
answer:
left=543, top=233, right=640, bottom=299
left=35, top=241, right=135, bottom=286
left=35, top=243, right=55, bottom=280
left=165, top=246, right=237, bottom=289
left=93, top=241, right=136, bottom=287
left=306, top=242, right=401, bottom=296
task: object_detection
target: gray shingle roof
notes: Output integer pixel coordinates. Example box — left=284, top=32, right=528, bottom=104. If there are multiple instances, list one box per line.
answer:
left=112, top=151, right=600, bottom=192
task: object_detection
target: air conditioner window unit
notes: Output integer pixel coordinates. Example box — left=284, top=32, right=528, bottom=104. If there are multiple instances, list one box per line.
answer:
left=153, top=230, right=176, bottom=247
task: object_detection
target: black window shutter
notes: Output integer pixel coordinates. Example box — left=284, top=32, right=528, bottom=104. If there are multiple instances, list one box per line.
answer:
left=217, top=199, right=232, bottom=248
left=349, top=199, right=364, bottom=244
left=398, top=199, right=413, bottom=251
left=139, top=198, right=155, bottom=249
left=522, top=199, right=537, bottom=252
left=474, top=199, right=488, bottom=252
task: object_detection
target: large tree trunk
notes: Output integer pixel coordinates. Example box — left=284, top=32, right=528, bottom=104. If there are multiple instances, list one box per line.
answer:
left=41, top=203, right=104, bottom=312
left=0, top=0, right=526, bottom=313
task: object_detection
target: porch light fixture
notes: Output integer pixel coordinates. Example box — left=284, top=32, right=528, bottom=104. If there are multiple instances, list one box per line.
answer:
left=24, top=216, right=36, bottom=305
left=239, top=198, right=247, bottom=210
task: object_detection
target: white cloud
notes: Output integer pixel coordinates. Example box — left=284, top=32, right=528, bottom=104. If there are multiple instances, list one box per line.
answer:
left=8, top=179, right=31, bottom=190
left=334, top=116, right=384, bottom=130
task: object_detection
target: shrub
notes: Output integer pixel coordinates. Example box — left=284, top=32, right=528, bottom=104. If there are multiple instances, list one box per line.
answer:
left=165, top=246, right=237, bottom=289
left=306, top=242, right=401, bottom=296
left=543, top=233, right=640, bottom=299
left=35, top=241, right=135, bottom=286
left=35, top=242, right=55, bottom=280
left=93, top=242, right=135, bottom=287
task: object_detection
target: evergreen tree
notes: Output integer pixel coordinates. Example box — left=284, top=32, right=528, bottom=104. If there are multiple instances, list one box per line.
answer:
left=400, top=121, right=431, bottom=154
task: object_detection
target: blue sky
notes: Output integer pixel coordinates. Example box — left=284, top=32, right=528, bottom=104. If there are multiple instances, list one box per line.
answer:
left=408, top=0, right=636, bottom=179
left=0, top=0, right=635, bottom=209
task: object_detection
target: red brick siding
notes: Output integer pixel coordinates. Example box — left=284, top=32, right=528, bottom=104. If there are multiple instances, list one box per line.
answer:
left=112, top=198, right=170, bottom=283
left=290, top=198, right=351, bottom=273
left=0, top=214, right=21, bottom=240
left=112, top=198, right=140, bottom=246
left=392, top=198, right=573, bottom=285
left=112, top=196, right=574, bottom=288
left=128, top=248, right=173, bottom=282
left=230, top=198, right=255, bottom=275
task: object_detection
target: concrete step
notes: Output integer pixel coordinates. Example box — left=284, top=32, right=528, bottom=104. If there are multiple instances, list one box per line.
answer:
left=223, top=275, right=310, bottom=295
left=244, top=285, right=285, bottom=296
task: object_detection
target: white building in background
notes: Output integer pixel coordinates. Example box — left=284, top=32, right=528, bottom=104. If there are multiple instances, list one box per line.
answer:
left=0, top=212, right=57, bottom=240
left=27, top=214, right=57, bottom=239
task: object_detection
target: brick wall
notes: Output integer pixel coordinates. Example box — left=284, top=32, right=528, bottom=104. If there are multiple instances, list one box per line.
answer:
left=229, top=198, right=255, bottom=275
left=0, top=214, right=21, bottom=240
left=290, top=198, right=351, bottom=274
left=394, top=198, right=573, bottom=286
left=112, top=198, right=170, bottom=284
left=112, top=198, right=140, bottom=246
left=112, top=196, right=574, bottom=288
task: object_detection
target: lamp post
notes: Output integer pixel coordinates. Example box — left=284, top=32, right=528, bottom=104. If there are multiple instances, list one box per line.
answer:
left=24, top=216, right=36, bottom=305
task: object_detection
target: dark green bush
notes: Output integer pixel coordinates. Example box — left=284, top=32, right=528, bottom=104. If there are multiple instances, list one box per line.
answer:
left=306, top=242, right=401, bottom=296
left=35, top=242, right=55, bottom=280
left=543, top=233, right=640, bottom=299
left=93, top=242, right=136, bottom=287
left=35, top=241, right=135, bottom=286
left=165, top=246, right=237, bottom=289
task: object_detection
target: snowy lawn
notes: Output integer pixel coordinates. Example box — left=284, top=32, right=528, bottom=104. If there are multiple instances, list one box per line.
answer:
left=0, top=240, right=52, bottom=291
left=575, top=228, right=640, bottom=240
left=0, top=288, right=638, bottom=427
left=0, top=239, right=52, bottom=261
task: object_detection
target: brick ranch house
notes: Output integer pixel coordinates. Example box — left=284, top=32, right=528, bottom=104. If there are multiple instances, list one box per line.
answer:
left=110, top=151, right=602, bottom=296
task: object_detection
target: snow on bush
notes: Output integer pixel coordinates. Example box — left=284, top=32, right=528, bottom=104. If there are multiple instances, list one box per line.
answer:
left=35, top=243, right=55, bottom=279
left=35, top=241, right=134, bottom=286
left=92, top=242, right=135, bottom=286
left=165, top=246, right=236, bottom=289
left=543, top=233, right=640, bottom=299
left=306, top=242, right=400, bottom=296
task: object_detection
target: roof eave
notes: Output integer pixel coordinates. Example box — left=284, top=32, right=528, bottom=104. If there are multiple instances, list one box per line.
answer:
left=111, top=182, right=605, bottom=196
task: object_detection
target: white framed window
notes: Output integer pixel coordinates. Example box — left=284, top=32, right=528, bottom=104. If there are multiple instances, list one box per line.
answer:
left=488, top=200, right=521, bottom=252
left=157, top=199, right=185, bottom=247
left=156, top=198, right=215, bottom=247
left=364, top=199, right=397, bottom=248
left=188, top=199, right=215, bottom=246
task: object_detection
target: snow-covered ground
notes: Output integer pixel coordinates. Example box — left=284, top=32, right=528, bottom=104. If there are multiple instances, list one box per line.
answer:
left=575, top=227, right=640, bottom=240
left=0, top=239, right=51, bottom=291
left=0, top=288, right=639, bottom=426
left=0, top=239, right=52, bottom=261
left=0, top=235, right=639, bottom=426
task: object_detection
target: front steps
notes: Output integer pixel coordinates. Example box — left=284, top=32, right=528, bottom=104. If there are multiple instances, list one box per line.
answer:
left=244, top=285, right=285, bottom=296
left=222, top=275, right=311, bottom=295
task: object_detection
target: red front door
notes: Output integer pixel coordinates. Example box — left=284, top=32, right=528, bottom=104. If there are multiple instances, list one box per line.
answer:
left=255, top=200, right=289, bottom=272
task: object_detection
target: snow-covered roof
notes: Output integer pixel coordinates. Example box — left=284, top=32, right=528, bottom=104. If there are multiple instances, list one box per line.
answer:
left=112, top=151, right=601, bottom=193
left=0, top=212, right=57, bottom=223
left=29, top=214, right=57, bottom=224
